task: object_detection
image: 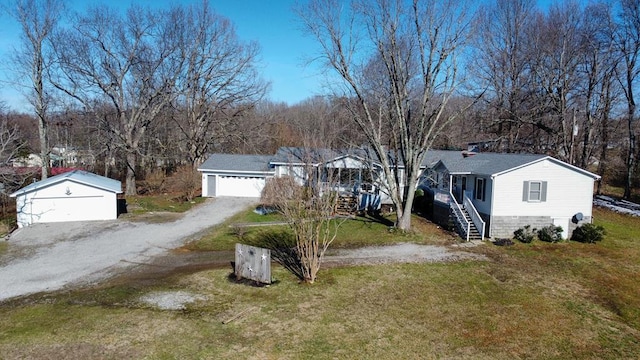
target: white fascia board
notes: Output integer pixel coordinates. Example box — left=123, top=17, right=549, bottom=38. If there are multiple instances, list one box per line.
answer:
left=198, top=169, right=275, bottom=176
left=269, top=161, right=319, bottom=167
left=490, top=156, right=601, bottom=180
left=10, top=178, right=122, bottom=197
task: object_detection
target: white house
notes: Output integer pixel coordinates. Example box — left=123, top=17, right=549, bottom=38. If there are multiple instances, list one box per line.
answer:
left=420, top=150, right=600, bottom=239
left=199, top=147, right=600, bottom=240
left=199, top=148, right=389, bottom=208
left=198, top=154, right=275, bottom=198
left=10, top=170, right=122, bottom=228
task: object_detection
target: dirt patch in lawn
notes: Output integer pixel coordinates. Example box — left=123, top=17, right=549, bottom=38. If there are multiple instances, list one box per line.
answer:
left=323, top=242, right=486, bottom=266
left=102, top=242, right=486, bottom=290
left=139, top=290, right=207, bottom=310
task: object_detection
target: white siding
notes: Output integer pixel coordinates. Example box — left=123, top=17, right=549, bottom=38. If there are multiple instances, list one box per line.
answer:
left=273, top=165, right=306, bottom=185
left=491, top=159, right=595, bottom=218
left=15, top=180, right=117, bottom=227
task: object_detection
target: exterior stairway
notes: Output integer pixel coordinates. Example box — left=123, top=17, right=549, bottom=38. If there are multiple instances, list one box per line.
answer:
left=335, top=195, right=358, bottom=215
left=450, top=205, right=483, bottom=241
left=461, top=207, right=483, bottom=241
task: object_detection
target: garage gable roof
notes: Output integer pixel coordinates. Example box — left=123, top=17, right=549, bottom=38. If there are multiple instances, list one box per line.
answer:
left=198, top=154, right=274, bottom=173
left=10, top=170, right=122, bottom=197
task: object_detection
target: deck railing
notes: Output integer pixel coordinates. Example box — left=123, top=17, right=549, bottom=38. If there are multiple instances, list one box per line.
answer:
left=463, top=193, right=485, bottom=239
left=449, top=192, right=470, bottom=241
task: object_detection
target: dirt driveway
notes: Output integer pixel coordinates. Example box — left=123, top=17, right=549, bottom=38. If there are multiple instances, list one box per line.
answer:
left=1, top=198, right=487, bottom=303
left=0, top=197, right=258, bottom=302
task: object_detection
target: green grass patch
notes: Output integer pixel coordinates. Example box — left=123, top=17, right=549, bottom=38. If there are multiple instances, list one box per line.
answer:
left=0, top=240, right=7, bottom=255
left=187, top=212, right=456, bottom=252
left=125, top=195, right=205, bottom=214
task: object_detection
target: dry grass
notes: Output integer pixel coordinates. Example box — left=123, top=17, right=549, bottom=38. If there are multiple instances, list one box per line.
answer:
left=0, top=207, right=639, bottom=359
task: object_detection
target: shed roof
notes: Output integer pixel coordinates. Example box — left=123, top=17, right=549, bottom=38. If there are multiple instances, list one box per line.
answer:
left=198, top=154, right=274, bottom=173
left=10, top=170, right=122, bottom=197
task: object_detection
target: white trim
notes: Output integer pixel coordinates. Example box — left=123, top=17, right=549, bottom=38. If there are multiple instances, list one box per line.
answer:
left=198, top=168, right=274, bottom=176
left=492, top=156, right=600, bottom=180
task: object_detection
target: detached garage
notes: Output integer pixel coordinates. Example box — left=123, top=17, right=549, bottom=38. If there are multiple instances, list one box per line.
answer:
left=198, top=154, right=274, bottom=198
left=10, top=170, right=122, bottom=228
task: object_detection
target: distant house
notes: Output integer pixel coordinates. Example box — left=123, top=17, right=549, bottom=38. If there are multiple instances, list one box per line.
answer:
left=199, top=147, right=600, bottom=240
left=420, top=150, right=600, bottom=240
left=11, top=153, right=43, bottom=168
left=10, top=170, right=122, bottom=228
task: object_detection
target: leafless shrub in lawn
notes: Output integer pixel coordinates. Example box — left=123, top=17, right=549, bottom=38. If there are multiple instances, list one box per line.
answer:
left=261, top=173, right=343, bottom=284
left=231, top=224, right=248, bottom=240
left=169, top=166, right=201, bottom=201
left=143, top=168, right=167, bottom=194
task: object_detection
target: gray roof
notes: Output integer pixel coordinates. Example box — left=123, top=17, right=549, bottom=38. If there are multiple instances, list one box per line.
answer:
left=198, top=148, right=599, bottom=179
left=422, top=150, right=583, bottom=177
left=10, top=170, right=122, bottom=197
left=198, top=153, right=274, bottom=173
left=270, top=147, right=339, bottom=164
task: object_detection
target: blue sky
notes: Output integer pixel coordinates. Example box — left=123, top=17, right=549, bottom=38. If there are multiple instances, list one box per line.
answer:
left=0, top=0, right=573, bottom=112
left=0, top=0, right=321, bottom=111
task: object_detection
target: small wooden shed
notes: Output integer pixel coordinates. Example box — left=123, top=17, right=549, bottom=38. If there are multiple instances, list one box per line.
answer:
left=10, top=170, right=122, bottom=228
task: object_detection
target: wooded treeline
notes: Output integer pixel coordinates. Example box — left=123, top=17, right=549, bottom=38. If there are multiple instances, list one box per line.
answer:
left=2, top=0, right=640, bottom=198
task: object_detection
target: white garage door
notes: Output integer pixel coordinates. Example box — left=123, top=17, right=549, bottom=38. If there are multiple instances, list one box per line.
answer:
left=217, top=175, right=265, bottom=197
left=29, top=196, right=108, bottom=225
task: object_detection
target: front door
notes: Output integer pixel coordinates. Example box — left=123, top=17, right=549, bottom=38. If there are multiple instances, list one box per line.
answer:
left=207, top=175, right=216, bottom=197
left=459, top=176, right=467, bottom=202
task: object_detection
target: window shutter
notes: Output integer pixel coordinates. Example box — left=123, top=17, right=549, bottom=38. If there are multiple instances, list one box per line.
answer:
left=482, top=178, right=486, bottom=201
left=522, top=181, right=529, bottom=201
left=541, top=181, right=547, bottom=202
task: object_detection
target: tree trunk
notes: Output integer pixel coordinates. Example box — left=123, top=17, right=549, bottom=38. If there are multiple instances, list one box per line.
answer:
left=625, top=101, right=635, bottom=199
left=125, top=152, right=137, bottom=195
left=396, top=208, right=411, bottom=231
left=38, top=115, right=49, bottom=179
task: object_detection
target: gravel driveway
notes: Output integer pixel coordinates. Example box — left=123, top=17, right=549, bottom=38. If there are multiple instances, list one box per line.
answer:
left=0, top=197, right=257, bottom=302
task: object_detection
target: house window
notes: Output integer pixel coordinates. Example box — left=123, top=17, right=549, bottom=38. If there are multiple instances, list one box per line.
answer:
left=475, top=177, right=486, bottom=201
left=523, top=181, right=547, bottom=202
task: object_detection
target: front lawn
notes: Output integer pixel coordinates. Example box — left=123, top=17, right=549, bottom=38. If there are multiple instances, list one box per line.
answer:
left=186, top=210, right=457, bottom=251
left=0, top=207, right=638, bottom=359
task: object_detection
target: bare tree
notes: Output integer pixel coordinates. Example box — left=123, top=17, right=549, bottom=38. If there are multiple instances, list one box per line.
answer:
left=527, top=2, right=584, bottom=162
left=260, top=146, right=343, bottom=284
left=615, top=0, right=640, bottom=199
left=298, top=0, right=473, bottom=231
left=0, top=103, right=34, bottom=217
left=0, top=103, right=27, bottom=168
left=49, top=4, right=185, bottom=194
left=577, top=2, right=620, bottom=171
left=471, top=0, right=538, bottom=152
left=172, top=0, right=268, bottom=167
left=7, top=0, right=64, bottom=179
